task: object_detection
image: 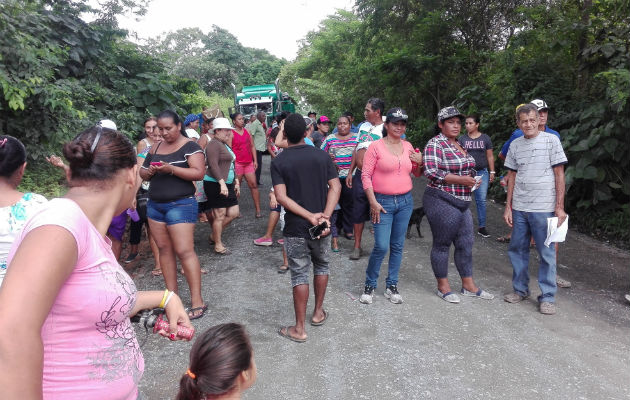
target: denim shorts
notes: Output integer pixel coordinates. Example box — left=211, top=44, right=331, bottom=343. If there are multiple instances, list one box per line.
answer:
left=147, top=197, right=198, bottom=225
left=352, top=171, right=370, bottom=223
left=284, top=236, right=330, bottom=287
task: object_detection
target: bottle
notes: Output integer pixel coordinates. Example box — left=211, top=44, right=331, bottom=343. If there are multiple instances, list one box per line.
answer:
left=411, top=148, right=421, bottom=169
left=153, top=314, right=195, bottom=341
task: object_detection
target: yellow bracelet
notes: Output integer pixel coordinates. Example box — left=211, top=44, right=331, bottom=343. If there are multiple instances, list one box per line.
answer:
left=158, top=289, right=169, bottom=308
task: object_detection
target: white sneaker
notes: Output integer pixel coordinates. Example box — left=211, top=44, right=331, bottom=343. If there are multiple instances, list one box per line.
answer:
left=384, top=285, right=403, bottom=304
left=461, top=287, right=495, bottom=300
left=359, top=285, right=374, bottom=304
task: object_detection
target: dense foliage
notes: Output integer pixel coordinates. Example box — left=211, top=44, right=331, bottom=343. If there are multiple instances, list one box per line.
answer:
left=1, top=0, right=627, bottom=244
left=280, top=0, right=629, bottom=245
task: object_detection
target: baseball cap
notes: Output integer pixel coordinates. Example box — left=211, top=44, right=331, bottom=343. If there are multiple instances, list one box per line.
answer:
left=437, top=106, right=464, bottom=122
left=317, top=115, right=331, bottom=124
left=385, top=107, right=408, bottom=123
left=530, top=99, right=549, bottom=111
left=303, top=116, right=314, bottom=127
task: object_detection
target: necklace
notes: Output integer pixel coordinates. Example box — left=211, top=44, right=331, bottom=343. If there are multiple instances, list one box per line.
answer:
left=384, top=137, right=403, bottom=174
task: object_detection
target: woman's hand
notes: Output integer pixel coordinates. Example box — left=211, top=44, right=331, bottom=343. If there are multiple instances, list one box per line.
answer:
left=219, top=181, right=228, bottom=197
left=409, top=150, right=422, bottom=165
left=160, top=293, right=193, bottom=341
left=345, top=174, right=353, bottom=188
left=370, top=201, right=386, bottom=224
left=459, top=175, right=477, bottom=188
left=46, top=155, right=65, bottom=169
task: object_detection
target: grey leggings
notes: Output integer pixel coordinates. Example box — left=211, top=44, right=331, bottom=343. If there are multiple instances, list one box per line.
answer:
left=423, top=187, right=474, bottom=279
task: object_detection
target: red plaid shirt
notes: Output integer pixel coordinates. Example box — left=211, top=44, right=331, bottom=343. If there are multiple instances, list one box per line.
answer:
left=423, top=133, right=476, bottom=201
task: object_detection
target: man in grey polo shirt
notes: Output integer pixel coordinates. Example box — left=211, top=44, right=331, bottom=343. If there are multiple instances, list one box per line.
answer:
left=502, top=103, right=568, bottom=315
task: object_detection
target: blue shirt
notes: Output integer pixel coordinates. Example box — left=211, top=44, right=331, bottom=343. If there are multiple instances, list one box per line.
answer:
left=500, top=126, right=560, bottom=158
left=304, top=137, right=315, bottom=147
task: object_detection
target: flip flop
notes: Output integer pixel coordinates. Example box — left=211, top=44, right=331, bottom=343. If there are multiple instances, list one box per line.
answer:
left=278, top=326, right=306, bottom=343
left=187, top=304, right=208, bottom=320
left=496, top=236, right=510, bottom=243
left=150, top=268, right=163, bottom=276
left=311, top=309, right=329, bottom=326
left=277, top=265, right=289, bottom=274
left=214, top=247, right=229, bottom=255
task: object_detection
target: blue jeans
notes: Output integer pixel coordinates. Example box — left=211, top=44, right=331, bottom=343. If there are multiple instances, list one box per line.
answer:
left=473, top=168, right=489, bottom=228
left=508, top=210, right=557, bottom=302
left=365, top=192, right=413, bottom=288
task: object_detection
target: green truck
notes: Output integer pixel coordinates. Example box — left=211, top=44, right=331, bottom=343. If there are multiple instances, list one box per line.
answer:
left=230, top=78, right=295, bottom=126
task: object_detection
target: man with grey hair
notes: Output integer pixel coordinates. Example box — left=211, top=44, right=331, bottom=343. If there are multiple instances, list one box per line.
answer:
left=502, top=103, right=568, bottom=315
left=250, top=111, right=268, bottom=185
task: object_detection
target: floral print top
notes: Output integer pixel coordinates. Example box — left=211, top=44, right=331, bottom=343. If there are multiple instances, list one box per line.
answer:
left=0, top=192, right=47, bottom=285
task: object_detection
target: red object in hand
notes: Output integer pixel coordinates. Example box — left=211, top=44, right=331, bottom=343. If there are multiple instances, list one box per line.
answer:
left=153, top=315, right=195, bottom=341
left=411, top=148, right=421, bottom=169
left=150, top=162, right=161, bottom=166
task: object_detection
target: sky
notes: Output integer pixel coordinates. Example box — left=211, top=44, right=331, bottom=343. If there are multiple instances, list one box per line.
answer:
left=117, top=0, right=356, bottom=60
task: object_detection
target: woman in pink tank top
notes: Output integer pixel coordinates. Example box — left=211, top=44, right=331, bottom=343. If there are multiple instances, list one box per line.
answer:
left=0, top=124, right=191, bottom=399
left=230, top=112, right=261, bottom=218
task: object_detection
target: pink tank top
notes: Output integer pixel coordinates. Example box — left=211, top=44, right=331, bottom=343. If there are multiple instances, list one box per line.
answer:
left=231, top=128, right=254, bottom=164
left=8, top=198, right=144, bottom=399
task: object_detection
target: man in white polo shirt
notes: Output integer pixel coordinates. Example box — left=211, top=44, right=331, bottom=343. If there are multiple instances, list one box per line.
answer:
left=502, top=103, right=568, bottom=315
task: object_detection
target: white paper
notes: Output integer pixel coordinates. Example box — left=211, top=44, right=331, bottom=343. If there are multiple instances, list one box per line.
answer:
left=544, top=215, right=569, bottom=247
left=470, top=175, right=483, bottom=192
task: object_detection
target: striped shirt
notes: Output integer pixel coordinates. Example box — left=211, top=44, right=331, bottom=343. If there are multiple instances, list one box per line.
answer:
left=424, top=133, right=476, bottom=201
left=320, top=134, right=358, bottom=177
left=504, top=131, right=567, bottom=212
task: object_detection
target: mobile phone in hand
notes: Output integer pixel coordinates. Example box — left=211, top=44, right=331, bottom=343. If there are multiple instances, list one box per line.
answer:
left=308, top=221, right=328, bottom=240
left=150, top=162, right=161, bottom=166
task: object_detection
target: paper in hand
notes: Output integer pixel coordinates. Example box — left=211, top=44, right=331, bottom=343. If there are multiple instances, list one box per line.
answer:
left=544, top=215, right=569, bottom=247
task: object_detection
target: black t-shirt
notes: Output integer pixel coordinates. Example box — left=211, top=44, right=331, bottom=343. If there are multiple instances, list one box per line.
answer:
left=142, top=140, right=203, bottom=202
left=271, top=144, right=338, bottom=238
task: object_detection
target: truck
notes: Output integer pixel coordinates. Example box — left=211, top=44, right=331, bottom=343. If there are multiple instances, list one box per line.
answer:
left=229, top=78, right=295, bottom=126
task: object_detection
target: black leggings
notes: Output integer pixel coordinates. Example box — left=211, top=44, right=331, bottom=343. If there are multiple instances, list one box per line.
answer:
left=423, top=187, right=474, bottom=279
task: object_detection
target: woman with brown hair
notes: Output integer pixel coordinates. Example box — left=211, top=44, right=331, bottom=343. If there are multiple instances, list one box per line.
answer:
left=177, top=323, right=256, bottom=400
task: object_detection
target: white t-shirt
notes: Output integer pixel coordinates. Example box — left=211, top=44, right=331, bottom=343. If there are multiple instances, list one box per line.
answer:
left=504, top=132, right=567, bottom=212
left=356, top=121, right=384, bottom=151
left=0, top=192, right=47, bottom=285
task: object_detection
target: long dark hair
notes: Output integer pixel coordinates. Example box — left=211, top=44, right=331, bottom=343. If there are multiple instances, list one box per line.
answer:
left=62, top=124, right=136, bottom=185
left=157, top=110, right=188, bottom=137
left=176, top=323, right=253, bottom=400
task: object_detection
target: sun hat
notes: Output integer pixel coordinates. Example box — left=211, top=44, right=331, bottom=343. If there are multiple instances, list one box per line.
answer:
left=437, top=106, right=464, bottom=122
left=317, top=115, right=331, bottom=124
left=530, top=99, right=549, bottom=111
left=385, top=107, right=408, bottom=123
left=211, top=117, right=232, bottom=132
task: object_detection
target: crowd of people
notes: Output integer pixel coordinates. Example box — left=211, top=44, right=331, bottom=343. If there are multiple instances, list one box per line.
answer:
left=0, top=95, right=587, bottom=398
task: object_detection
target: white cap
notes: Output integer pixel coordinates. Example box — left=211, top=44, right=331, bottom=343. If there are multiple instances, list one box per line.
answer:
left=530, top=99, right=549, bottom=111
left=211, top=117, right=233, bottom=132
left=185, top=128, right=200, bottom=139
left=99, top=119, right=117, bottom=130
